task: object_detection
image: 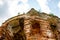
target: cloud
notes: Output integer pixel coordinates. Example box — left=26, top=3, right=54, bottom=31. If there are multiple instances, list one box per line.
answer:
left=0, top=0, right=4, bottom=6
left=7, top=0, right=30, bottom=17
left=0, top=17, right=7, bottom=26
left=36, top=0, right=51, bottom=13
left=58, top=1, right=60, bottom=9
left=0, top=0, right=30, bottom=26
left=20, top=0, right=28, bottom=3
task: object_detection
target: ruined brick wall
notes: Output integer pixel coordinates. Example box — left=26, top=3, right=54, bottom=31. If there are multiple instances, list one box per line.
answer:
left=24, top=16, right=56, bottom=40
left=0, top=8, right=60, bottom=40
left=0, top=15, right=57, bottom=40
left=0, top=26, right=13, bottom=40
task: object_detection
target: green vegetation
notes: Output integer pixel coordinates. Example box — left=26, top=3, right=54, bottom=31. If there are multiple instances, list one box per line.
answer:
left=49, top=13, right=55, bottom=16
left=49, top=13, right=58, bottom=18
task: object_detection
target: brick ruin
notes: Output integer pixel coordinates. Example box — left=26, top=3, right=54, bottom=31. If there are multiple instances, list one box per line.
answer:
left=24, top=16, right=56, bottom=40
left=0, top=8, right=60, bottom=40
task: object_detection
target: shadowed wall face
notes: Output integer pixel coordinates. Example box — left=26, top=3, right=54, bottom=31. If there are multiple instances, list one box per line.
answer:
left=0, top=28, right=5, bottom=40
left=7, top=18, right=26, bottom=40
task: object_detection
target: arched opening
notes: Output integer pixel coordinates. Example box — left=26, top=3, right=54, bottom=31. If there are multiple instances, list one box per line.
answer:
left=31, top=20, right=40, bottom=35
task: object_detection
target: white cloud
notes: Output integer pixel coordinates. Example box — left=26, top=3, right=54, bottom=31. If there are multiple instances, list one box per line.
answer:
left=0, top=0, right=4, bottom=6
left=0, top=17, right=7, bottom=26
left=7, top=0, right=30, bottom=17
left=0, top=0, right=30, bottom=26
left=20, top=0, right=28, bottom=3
left=37, top=0, right=51, bottom=13
left=58, top=1, right=60, bottom=8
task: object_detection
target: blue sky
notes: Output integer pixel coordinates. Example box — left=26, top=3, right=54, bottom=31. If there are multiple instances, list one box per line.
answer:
left=0, top=0, right=60, bottom=26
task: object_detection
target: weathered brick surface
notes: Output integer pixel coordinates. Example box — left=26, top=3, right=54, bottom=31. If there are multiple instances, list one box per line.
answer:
left=0, top=15, right=56, bottom=40
left=0, top=8, right=59, bottom=40
left=24, top=16, right=56, bottom=40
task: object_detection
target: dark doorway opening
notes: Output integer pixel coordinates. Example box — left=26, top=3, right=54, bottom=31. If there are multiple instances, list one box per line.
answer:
left=31, top=20, right=40, bottom=35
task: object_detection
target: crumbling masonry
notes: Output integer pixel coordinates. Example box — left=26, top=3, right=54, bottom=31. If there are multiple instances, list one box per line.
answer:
left=0, top=8, right=59, bottom=40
